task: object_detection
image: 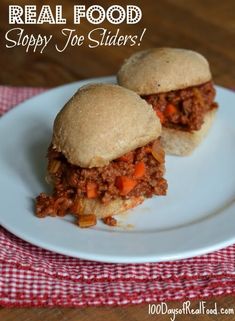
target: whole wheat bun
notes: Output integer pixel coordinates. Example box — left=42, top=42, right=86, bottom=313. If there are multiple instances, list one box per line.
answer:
left=161, top=109, right=217, bottom=156
left=52, top=83, right=161, bottom=168
left=79, top=196, right=144, bottom=219
left=117, top=48, right=212, bottom=95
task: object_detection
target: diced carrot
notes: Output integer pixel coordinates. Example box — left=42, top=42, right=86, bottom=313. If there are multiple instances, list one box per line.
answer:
left=77, top=214, right=97, bottom=228
left=118, top=152, right=133, bottom=162
left=86, top=182, right=98, bottom=198
left=164, top=104, right=178, bottom=117
left=134, top=161, right=146, bottom=178
left=116, top=176, right=137, bottom=196
left=155, top=110, right=165, bottom=123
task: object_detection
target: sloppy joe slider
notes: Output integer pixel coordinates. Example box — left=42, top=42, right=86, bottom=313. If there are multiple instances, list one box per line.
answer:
left=36, top=84, right=167, bottom=227
left=117, top=48, right=218, bottom=156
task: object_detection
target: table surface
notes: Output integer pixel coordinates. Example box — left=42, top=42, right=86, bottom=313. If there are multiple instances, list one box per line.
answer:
left=0, top=0, right=235, bottom=320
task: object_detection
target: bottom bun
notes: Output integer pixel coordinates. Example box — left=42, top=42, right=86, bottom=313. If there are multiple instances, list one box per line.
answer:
left=79, top=196, right=145, bottom=219
left=161, top=109, right=217, bottom=156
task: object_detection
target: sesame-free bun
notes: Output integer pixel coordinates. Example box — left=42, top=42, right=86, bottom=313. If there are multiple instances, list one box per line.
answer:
left=79, top=196, right=144, bottom=219
left=52, top=83, right=161, bottom=168
left=161, top=109, right=217, bottom=156
left=117, top=48, right=212, bottom=95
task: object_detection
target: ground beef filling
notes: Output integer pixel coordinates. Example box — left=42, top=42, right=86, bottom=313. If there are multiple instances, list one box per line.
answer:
left=143, top=81, right=218, bottom=131
left=36, top=140, right=167, bottom=218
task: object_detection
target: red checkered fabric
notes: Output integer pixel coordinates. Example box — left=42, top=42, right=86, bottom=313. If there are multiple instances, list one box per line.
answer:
left=0, top=86, right=235, bottom=307
left=0, top=86, right=45, bottom=116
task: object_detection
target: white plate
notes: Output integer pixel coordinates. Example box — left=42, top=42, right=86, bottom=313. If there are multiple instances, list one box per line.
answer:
left=0, top=76, right=235, bottom=263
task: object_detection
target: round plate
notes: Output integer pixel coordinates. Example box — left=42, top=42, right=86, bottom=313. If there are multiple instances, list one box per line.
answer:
left=0, top=76, right=235, bottom=263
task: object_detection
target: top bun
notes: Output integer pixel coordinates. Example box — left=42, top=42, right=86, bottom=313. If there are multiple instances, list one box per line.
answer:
left=52, top=83, right=161, bottom=168
left=117, top=48, right=212, bottom=95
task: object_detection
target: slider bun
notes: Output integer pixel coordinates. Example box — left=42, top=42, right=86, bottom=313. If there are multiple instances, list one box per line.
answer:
left=161, top=109, right=217, bottom=156
left=52, top=83, right=161, bottom=168
left=79, top=196, right=144, bottom=219
left=117, top=48, right=212, bottom=95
